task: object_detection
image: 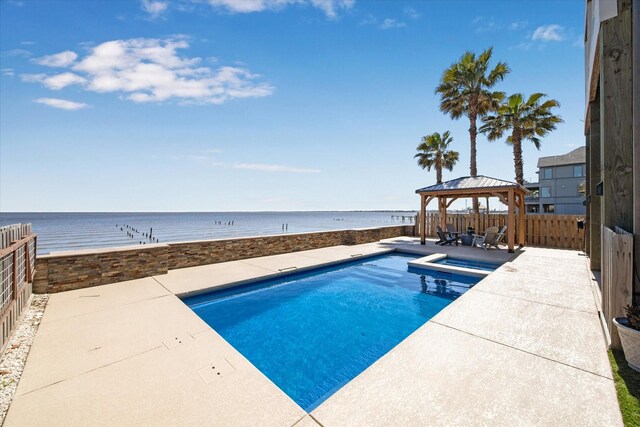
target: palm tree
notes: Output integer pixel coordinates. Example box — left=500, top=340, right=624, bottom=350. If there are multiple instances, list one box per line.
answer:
left=414, top=131, right=459, bottom=184
left=480, top=93, right=563, bottom=186
left=435, top=47, right=509, bottom=212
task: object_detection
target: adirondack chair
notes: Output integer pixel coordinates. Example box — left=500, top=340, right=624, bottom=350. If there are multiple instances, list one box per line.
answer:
left=436, top=225, right=459, bottom=246
left=473, top=226, right=506, bottom=250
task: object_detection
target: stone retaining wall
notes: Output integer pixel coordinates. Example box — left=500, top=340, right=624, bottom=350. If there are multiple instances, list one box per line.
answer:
left=33, top=244, right=169, bottom=293
left=33, top=225, right=414, bottom=293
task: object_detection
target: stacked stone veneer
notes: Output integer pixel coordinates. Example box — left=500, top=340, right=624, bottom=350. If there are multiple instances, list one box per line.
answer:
left=33, top=244, right=169, bottom=293
left=33, top=225, right=414, bottom=293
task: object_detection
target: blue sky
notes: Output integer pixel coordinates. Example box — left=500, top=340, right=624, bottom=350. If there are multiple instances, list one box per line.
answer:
left=0, top=0, right=585, bottom=212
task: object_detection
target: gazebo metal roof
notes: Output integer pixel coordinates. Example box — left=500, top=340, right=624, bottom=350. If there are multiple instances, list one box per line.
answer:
left=415, top=175, right=526, bottom=194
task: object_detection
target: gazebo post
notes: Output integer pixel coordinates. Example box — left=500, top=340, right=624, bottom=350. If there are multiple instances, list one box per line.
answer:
left=507, top=189, right=515, bottom=253
left=420, top=193, right=426, bottom=245
left=439, top=197, right=447, bottom=230
left=518, top=193, right=526, bottom=247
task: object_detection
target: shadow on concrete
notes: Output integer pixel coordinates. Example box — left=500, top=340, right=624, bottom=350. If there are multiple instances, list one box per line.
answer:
left=375, top=236, right=520, bottom=264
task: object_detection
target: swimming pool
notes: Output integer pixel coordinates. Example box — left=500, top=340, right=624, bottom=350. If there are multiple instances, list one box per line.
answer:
left=434, top=257, right=501, bottom=272
left=184, top=253, right=478, bottom=411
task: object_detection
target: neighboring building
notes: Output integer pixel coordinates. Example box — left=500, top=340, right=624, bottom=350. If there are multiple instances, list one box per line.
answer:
left=524, top=147, right=586, bottom=215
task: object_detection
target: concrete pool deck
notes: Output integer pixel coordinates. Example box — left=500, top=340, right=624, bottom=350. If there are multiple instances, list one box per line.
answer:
left=4, top=238, right=622, bottom=426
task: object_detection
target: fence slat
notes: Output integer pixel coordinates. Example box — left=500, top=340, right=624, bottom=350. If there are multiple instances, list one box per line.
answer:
left=419, top=213, right=583, bottom=250
left=601, top=225, right=633, bottom=349
left=0, top=224, right=36, bottom=355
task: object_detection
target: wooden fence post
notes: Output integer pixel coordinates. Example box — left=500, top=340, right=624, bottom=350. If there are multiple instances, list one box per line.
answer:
left=11, top=250, right=17, bottom=304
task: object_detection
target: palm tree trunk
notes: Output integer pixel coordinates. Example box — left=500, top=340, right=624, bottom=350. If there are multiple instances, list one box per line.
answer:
left=468, top=107, right=480, bottom=213
left=436, top=166, right=442, bottom=184
left=512, top=133, right=524, bottom=186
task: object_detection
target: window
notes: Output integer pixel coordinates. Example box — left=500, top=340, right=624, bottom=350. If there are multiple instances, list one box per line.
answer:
left=573, top=165, right=584, bottom=177
left=541, top=186, right=551, bottom=198
left=543, top=204, right=555, bottom=213
left=526, top=204, right=540, bottom=213
left=542, top=168, right=553, bottom=179
left=578, top=181, right=586, bottom=196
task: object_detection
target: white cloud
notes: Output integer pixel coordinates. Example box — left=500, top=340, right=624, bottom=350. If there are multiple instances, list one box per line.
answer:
left=207, top=0, right=266, bottom=13
left=473, top=17, right=528, bottom=33
left=403, top=7, right=420, bottom=19
left=233, top=163, right=321, bottom=173
left=472, top=16, right=500, bottom=33
left=508, top=20, right=528, bottom=30
left=34, top=97, right=89, bottom=110
left=141, top=0, right=168, bottom=19
left=205, top=0, right=354, bottom=18
left=20, top=72, right=86, bottom=89
left=21, top=37, right=274, bottom=105
left=35, top=51, right=78, bottom=67
left=186, top=152, right=319, bottom=173
left=309, top=0, right=354, bottom=19
left=532, top=24, right=565, bottom=41
left=380, top=18, right=406, bottom=30
left=359, top=14, right=377, bottom=26
left=2, top=68, right=15, bottom=77
left=512, top=42, right=533, bottom=51
left=2, top=49, right=31, bottom=58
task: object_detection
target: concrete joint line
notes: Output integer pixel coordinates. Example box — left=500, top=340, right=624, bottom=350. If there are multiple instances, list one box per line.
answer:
left=308, top=413, right=325, bottom=426
left=42, top=293, right=172, bottom=325
left=471, top=288, right=599, bottom=315
left=151, top=276, right=173, bottom=294
left=291, top=414, right=325, bottom=427
left=19, top=345, right=163, bottom=397
left=430, top=321, right=613, bottom=381
left=236, top=260, right=283, bottom=273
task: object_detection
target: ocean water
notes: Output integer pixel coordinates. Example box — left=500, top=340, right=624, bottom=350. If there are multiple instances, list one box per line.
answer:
left=185, top=253, right=476, bottom=411
left=0, top=211, right=415, bottom=254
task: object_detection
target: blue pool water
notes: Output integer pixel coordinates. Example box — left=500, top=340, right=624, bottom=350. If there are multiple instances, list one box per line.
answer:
left=435, top=257, right=501, bottom=272
left=184, top=254, right=478, bottom=411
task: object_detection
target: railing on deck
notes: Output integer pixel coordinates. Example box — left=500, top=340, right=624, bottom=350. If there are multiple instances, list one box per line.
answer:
left=601, top=226, right=633, bottom=349
left=0, top=224, right=36, bottom=354
left=417, top=212, right=584, bottom=250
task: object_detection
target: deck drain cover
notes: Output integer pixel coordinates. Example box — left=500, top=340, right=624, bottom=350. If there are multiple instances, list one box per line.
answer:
left=162, top=333, right=194, bottom=350
left=197, top=358, right=235, bottom=384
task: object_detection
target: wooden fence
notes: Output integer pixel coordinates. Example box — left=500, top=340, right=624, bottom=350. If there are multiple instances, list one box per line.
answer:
left=601, top=226, right=633, bottom=349
left=418, top=212, right=585, bottom=250
left=0, top=224, right=36, bottom=355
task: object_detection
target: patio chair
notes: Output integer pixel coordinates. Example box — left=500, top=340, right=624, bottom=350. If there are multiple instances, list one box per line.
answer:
left=445, top=223, right=459, bottom=237
left=472, top=226, right=502, bottom=250
left=436, top=225, right=459, bottom=246
left=487, top=226, right=507, bottom=249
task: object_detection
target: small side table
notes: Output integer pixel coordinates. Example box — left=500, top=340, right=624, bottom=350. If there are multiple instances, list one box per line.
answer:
left=460, top=234, right=473, bottom=246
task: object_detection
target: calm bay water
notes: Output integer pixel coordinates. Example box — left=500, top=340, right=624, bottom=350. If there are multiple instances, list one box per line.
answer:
left=0, top=211, right=416, bottom=254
